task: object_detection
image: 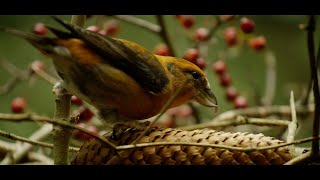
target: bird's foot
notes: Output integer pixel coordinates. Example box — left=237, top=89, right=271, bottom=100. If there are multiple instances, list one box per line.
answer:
left=111, top=121, right=151, bottom=140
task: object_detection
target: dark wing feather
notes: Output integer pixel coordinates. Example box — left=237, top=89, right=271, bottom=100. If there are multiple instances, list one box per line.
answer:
left=51, top=16, right=169, bottom=94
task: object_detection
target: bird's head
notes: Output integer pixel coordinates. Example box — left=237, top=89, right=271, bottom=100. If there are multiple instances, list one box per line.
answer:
left=156, top=55, right=218, bottom=112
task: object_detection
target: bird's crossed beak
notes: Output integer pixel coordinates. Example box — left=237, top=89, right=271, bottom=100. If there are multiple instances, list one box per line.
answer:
left=195, top=85, right=218, bottom=112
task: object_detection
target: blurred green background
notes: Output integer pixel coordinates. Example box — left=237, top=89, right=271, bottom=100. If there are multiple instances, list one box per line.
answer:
left=0, top=15, right=315, bottom=140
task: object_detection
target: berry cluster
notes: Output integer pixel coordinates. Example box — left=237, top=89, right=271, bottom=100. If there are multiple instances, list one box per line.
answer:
left=222, top=16, right=266, bottom=51
left=70, top=95, right=98, bottom=141
left=212, top=60, right=248, bottom=109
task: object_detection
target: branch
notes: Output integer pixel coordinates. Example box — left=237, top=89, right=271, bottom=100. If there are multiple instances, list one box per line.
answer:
left=156, top=15, right=175, bottom=56
left=287, top=91, right=298, bottom=144
left=27, top=152, right=54, bottom=165
left=111, top=15, right=161, bottom=33
left=0, top=124, right=52, bottom=165
left=0, top=59, right=30, bottom=95
left=261, top=51, right=277, bottom=106
left=182, top=104, right=314, bottom=130
left=32, top=67, right=58, bottom=85
left=287, top=91, right=299, bottom=156
left=50, top=15, right=87, bottom=165
left=306, top=15, right=320, bottom=158
left=0, top=129, right=79, bottom=152
left=284, top=151, right=311, bottom=165
left=181, top=116, right=290, bottom=130
left=0, top=113, right=117, bottom=150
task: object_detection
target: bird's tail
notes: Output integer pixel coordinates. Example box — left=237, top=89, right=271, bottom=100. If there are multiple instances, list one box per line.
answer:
left=0, top=26, right=56, bottom=55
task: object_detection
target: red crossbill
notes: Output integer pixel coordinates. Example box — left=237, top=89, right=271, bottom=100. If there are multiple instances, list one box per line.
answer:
left=0, top=16, right=217, bottom=125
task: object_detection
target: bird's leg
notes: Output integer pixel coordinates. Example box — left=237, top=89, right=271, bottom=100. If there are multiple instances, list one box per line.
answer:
left=98, top=109, right=151, bottom=140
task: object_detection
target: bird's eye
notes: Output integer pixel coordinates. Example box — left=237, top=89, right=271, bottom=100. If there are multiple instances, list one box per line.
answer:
left=191, top=71, right=201, bottom=79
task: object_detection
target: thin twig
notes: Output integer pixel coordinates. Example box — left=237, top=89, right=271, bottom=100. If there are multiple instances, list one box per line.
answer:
left=117, top=135, right=320, bottom=152
left=111, top=15, right=161, bottom=33
left=182, top=104, right=314, bottom=130
left=284, top=151, right=312, bottom=165
left=306, top=15, right=320, bottom=158
left=194, top=15, right=222, bottom=49
left=155, top=15, right=202, bottom=123
left=261, top=51, right=277, bottom=106
left=0, top=113, right=117, bottom=150
left=0, top=124, right=52, bottom=165
left=27, top=152, right=54, bottom=165
left=180, top=116, right=290, bottom=130
left=156, top=15, right=175, bottom=56
left=0, top=129, right=79, bottom=152
left=287, top=91, right=299, bottom=156
left=32, top=68, right=58, bottom=85
left=287, top=91, right=298, bottom=143
left=0, top=59, right=30, bottom=95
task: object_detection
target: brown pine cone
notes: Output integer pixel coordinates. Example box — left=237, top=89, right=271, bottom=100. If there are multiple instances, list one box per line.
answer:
left=71, top=127, right=295, bottom=165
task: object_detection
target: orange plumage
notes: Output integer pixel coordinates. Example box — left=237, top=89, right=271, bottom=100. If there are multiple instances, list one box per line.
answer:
left=0, top=17, right=218, bottom=125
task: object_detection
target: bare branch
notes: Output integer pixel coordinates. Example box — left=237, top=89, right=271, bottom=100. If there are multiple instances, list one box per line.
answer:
left=0, top=124, right=52, bottom=165
left=306, top=15, right=320, bottom=158
left=0, top=113, right=117, bottom=150
left=261, top=51, right=277, bottom=106
left=182, top=105, right=314, bottom=130
left=287, top=91, right=298, bottom=143
left=27, top=152, right=54, bottom=165
left=181, top=116, right=290, bottom=130
left=0, top=129, right=79, bottom=152
left=284, top=151, right=311, bottom=165
left=156, top=15, right=175, bottom=56
left=111, top=15, right=161, bottom=33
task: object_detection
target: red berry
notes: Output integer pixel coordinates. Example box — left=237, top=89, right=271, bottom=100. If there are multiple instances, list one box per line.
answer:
left=233, top=96, right=248, bottom=109
left=78, top=106, right=94, bottom=122
left=226, top=87, right=238, bottom=101
left=219, top=15, right=235, bottom=22
left=11, top=97, right=27, bottom=113
left=183, top=48, right=199, bottom=63
left=195, top=27, right=209, bottom=41
left=240, top=17, right=255, bottom=33
left=73, top=123, right=97, bottom=141
left=249, top=36, right=266, bottom=51
left=180, top=15, right=195, bottom=29
left=224, top=27, right=238, bottom=47
left=31, top=60, right=45, bottom=72
left=86, top=25, right=100, bottom=33
left=177, top=105, right=193, bottom=118
left=153, top=43, right=170, bottom=56
left=219, top=73, right=232, bottom=87
left=71, top=96, right=83, bottom=106
left=212, top=60, right=227, bottom=75
left=195, top=57, right=206, bottom=70
left=33, top=23, right=48, bottom=36
left=104, top=20, right=120, bottom=36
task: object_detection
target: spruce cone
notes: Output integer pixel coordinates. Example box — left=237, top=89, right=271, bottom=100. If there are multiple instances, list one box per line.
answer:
left=72, top=127, right=295, bottom=165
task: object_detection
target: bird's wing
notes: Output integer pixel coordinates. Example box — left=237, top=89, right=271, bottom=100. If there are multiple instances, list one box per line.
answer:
left=51, top=16, right=170, bottom=95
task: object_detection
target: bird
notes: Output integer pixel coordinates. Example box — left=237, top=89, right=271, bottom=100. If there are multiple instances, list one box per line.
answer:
left=0, top=16, right=218, bottom=127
